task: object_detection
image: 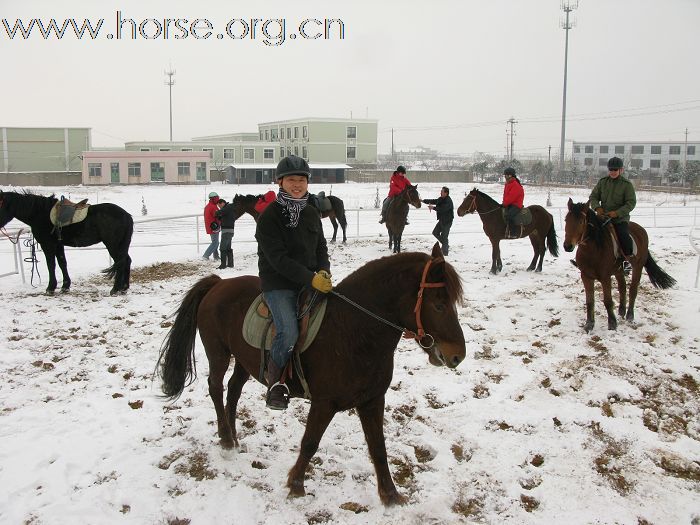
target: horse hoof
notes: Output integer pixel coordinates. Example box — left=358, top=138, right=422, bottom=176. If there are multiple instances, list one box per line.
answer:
left=608, top=321, right=617, bottom=330
left=526, top=266, right=535, bottom=272
left=287, top=481, right=306, bottom=499
left=626, top=313, right=634, bottom=322
left=380, top=491, right=408, bottom=506
left=60, top=288, right=70, bottom=294
left=584, top=322, right=594, bottom=333
left=45, top=290, right=56, bottom=296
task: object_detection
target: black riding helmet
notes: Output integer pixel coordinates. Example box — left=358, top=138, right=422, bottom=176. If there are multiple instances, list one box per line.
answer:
left=396, top=165, right=406, bottom=174
left=607, top=157, right=624, bottom=170
left=276, top=155, right=311, bottom=180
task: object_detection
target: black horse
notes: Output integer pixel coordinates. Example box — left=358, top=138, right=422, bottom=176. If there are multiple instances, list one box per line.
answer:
left=0, top=190, right=133, bottom=295
left=231, top=193, right=349, bottom=243
left=386, top=184, right=422, bottom=253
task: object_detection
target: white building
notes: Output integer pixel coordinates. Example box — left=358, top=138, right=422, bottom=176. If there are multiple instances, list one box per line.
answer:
left=572, top=140, right=699, bottom=175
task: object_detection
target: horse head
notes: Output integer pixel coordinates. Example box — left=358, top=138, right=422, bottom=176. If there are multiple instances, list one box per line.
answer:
left=231, top=194, right=260, bottom=222
left=457, top=188, right=478, bottom=216
left=404, top=184, right=422, bottom=208
left=563, top=198, right=591, bottom=252
left=412, top=243, right=466, bottom=368
left=0, top=190, right=14, bottom=227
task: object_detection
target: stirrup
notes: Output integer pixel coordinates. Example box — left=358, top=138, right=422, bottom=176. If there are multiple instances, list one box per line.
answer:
left=266, top=382, right=290, bottom=410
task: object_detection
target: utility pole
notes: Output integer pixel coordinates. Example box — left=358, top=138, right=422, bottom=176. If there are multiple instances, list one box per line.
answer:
left=164, top=66, right=176, bottom=142
left=507, top=117, right=517, bottom=161
left=391, top=128, right=395, bottom=164
left=559, top=1, right=578, bottom=179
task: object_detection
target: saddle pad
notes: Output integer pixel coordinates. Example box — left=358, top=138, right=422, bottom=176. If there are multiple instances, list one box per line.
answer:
left=610, top=233, right=638, bottom=259
left=242, top=293, right=328, bottom=353
left=50, top=203, right=89, bottom=227
left=501, top=207, right=532, bottom=226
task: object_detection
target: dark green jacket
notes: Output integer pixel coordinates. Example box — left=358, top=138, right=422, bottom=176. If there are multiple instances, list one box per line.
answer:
left=589, top=175, right=636, bottom=223
left=255, top=200, right=330, bottom=292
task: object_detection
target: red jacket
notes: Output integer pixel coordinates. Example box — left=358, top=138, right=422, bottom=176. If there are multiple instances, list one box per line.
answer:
left=502, top=179, right=524, bottom=208
left=388, top=172, right=412, bottom=198
left=254, top=190, right=277, bottom=215
left=204, top=197, right=220, bottom=234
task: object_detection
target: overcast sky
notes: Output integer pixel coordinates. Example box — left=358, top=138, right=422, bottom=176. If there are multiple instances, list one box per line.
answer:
left=2, top=0, right=699, bottom=158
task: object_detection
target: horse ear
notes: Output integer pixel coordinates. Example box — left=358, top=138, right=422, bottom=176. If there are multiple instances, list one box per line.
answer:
left=431, top=242, right=442, bottom=259
left=567, top=198, right=574, bottom=211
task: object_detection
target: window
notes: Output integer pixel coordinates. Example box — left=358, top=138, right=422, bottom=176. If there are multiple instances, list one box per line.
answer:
left=302, top=146, right=307, bottom=159
left=688, top=146, right=696, bottom=155
left=202, top=148, right=213, bottom=156
left=584, top=157, right=593, bottom=166
left=574, top=145, right=580, bottom=153
left=650, top=145, right=661, bottom=154
left=287, top=147, right=292, bottom=156
left=140, top=148, right=150, bottom=152
left=347, top=126, right=357, bottom=139
left=650, top=159, right=661, bottom=168
left=271, top=129, right=278, bottom=140
left=630, top=158, right=643, bottom=168
left=599, top=145, right=609, bottom=154
left=159, top=148, right=170, bottom=152
left=280, top=128, right=285, bottom=139
left=303, top=125, right=308, bottom=138
left=287, top=127, right=291, bottom=139
left=347, top=146, right=356, bottom=159
left=150, top=162, right=165, bottom=182
left=196, top=162, right=206, bottom=181
left=181, top=148, right=193, bottom=152
left=128, top=162, right=141, bottom=177
left=294, top=146, right=299, bottom=156
left=280, top=147, right=285, bottom=158
left=598, top=158, right=608, bottom=166
left=263, top=148, right=274, bottom=160
left=615, top=145, right=625, bottom=154
left=223, top=148, right=234, bottom=160
left=243, top=148, right=254, bottom=160
left=294, top=127, right=299, bottom=139
left=259, top=131, right=263, bottom=140
left=88, top=163, right=102, bottom=177
left=669, top=145, right=681, bottom=155
left=265, top=130, right=269, bottom=141
left=631, top=145, right=644, bottom=154
left=177, top=162, right=190, bottom=176
left=584, top=145, right=593, bottom=153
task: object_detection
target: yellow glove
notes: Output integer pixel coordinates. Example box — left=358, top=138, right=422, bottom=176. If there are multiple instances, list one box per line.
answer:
left=595, top=207, right=604, bottom=217
left=607, top=210, right=618, bottom=218
left=311, top=271, right=332, bottom=293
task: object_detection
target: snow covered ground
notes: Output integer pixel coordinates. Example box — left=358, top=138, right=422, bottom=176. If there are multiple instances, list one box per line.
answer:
left=1, top=181, right=699, bottom=524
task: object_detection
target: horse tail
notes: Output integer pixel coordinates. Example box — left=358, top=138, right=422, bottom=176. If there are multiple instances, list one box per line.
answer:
left=644, top=253, right=676, bottom=289
left=156, top=274, right=222, bottom=399
left=329, top=196, right=348, bottom=228
left=546, top=221, right=559, bottom=257
left=102, top=214, right=134, bottom=278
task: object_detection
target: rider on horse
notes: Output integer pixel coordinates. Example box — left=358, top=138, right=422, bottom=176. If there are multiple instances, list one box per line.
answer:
left=502, top=167, right=524, bottom=238
left=589, top=156, right=637, bottom=272
left=379, top=165, right=412, bottom=224
left=255, top=155, right=333, bottom=410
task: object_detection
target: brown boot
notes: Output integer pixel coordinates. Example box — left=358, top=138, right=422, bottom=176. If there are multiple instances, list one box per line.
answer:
left=265, top=359, right=289, bottom=410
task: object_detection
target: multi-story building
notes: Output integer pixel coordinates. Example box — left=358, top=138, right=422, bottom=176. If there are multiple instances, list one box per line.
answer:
left=572, top=140, right=699, bottom=176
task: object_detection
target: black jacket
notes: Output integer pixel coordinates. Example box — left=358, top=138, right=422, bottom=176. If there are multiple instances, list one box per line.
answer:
left=215, top=203, right=237, bottom=229
left=255, top=200, right=330, bottom=292
left=422, top=196, right=454, bottom=224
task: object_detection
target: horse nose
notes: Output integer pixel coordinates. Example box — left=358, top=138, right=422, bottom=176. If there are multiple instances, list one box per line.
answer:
left=563, top=244, right=573, bottom=252
left=450, top=354, right=463, bottom=367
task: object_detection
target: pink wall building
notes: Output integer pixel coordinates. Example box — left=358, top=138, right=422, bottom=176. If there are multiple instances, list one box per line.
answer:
left=82, top=151, right=211, bottom=185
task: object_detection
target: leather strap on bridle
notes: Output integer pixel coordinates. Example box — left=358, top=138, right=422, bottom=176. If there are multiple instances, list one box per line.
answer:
left=404, top=256, right=446, bottom=342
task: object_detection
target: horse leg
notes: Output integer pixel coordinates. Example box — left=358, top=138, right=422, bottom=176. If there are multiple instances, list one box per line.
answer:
left=225, top=361, right=250, bottom=448
left=615, top=272, right=627, bottom=317
left=626, top=263, right=643, bottom=321
left=601, top=275, right=617, bottom=330
left=526, top=235, right=539, bottom=271
left=357, top=395, right=407, bottom=506
left=329, top=217, right=338, bottom=243
left=341, top=221, right=347, bottom=244
left=207, top=352, right=235, bottom=449
left=490, top=240, right=500, bottom=274
left=55, top=244, right=71, bottom=292
left=395, top=232, right=401, bottom=254
left=43, top=245, right=58, bottom=294
left=287, top=401, right=336, bottom=498
left=582, top=275, right=596, bottom=333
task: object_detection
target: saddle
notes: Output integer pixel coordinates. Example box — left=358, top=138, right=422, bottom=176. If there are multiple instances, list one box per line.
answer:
left=608, top=227, right=638, bottom=259
left=314, top=191, right=333, bottom=213
left=242, top=291, right=328, bottom=399
left=49, top=196, right=90, bottom=240
left=501, top=207, right=532, bottom=226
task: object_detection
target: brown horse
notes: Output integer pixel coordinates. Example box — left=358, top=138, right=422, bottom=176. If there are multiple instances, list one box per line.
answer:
left=386, top=184, right=422, bottom=253
left=457, top=188, right=558, bottom=274
left=156, top=243, right=465, bottom=505
left=231, top=193, right=348, bottom=243
left=563, top=199, right=676, bottom=332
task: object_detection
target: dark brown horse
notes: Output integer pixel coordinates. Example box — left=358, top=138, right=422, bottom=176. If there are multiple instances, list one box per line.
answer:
left=386, top=184, right=422, bottom=253
left=157, top=244, right=465, bottom=505
left=0, top=190, right=133, bottom=294
left=231, top=193, right=348, bottom=243
left=563, top=199, right=676, bottom=332
left=457, top=188, right=558, bottom=274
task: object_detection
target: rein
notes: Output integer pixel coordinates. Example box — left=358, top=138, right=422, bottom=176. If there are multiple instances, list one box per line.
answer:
left=0, top=227, right=23, bottom=244
left=465, top=194, right=501, bottom=216
left=329, top=256, right=446, bottom=349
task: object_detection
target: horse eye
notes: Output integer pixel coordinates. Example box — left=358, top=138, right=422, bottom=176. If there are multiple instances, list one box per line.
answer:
left=433, top=303, right=446, bottom=312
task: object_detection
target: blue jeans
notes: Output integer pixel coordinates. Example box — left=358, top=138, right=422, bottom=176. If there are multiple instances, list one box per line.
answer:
left=263, top=289, right=299, bottom=369
left=203, top=232, right=219, bottom=259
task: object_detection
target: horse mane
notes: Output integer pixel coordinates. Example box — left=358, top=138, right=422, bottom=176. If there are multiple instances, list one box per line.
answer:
left=570, top=201, right=605, bottom=248
left=474, top=189, right=500, bottom=207
left=338, top=251, right=464, bottom=307
left=235, top=194, right=262, bottom=202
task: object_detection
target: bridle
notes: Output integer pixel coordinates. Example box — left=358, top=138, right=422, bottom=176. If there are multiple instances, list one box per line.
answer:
left=464, top=192, right=500, bottom=216
left=566, top=210, right=591, bottom=247
left=330, top=255, right=446, bottom=350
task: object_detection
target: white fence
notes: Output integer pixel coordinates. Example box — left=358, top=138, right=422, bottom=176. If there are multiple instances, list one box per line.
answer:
left=2, top=205, right=699, bottom=287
